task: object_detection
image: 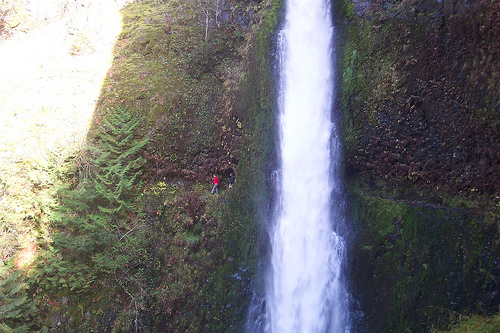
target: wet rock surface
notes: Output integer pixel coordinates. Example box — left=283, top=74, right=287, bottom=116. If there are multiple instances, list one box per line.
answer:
left=340, top=0, right=500, bottom=331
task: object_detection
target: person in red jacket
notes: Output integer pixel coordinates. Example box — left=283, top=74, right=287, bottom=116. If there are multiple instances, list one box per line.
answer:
left=211, top=174, right=219, bottom=194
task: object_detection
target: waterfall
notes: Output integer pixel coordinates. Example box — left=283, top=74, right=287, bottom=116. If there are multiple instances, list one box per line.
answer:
left=265, top=0, right=349, bottom=331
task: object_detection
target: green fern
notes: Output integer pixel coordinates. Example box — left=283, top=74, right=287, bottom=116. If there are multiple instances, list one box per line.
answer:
left=0, top=267, right=34, bottom=332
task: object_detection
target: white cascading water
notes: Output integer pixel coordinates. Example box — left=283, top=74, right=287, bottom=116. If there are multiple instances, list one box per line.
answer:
left=267, top=0, right=348, bottom=331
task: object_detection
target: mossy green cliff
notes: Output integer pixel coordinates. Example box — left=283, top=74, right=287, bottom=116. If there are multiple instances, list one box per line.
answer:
left=338, top=0, right=500, bottom=331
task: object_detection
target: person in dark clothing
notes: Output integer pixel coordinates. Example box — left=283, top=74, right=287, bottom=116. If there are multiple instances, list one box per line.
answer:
left=228, top=172, right=235, bottom=188
left=211, top=174, right=219, bottom=194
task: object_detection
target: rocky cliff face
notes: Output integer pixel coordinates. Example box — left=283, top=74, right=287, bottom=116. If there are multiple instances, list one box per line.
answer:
left=342, top=0, right=499, bottom=210
left=339, top=0, right=500, bottom=331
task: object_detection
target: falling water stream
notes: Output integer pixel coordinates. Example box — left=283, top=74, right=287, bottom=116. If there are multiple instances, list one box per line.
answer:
left=265, top=0, right=349, bottom=331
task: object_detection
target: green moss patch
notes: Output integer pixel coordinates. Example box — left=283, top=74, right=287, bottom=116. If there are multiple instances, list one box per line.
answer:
left=348, top=192, right=500, bottom=331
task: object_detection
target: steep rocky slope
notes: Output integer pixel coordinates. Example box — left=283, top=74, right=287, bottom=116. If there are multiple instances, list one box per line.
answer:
left=338, top=0, right=500, bottom=331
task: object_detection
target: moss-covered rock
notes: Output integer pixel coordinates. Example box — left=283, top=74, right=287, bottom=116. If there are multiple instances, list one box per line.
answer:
left=348, top=193, right=500, bottom=331
left=340, top=0, right=499, bottom=211
left=339, top=0, right=500, bottom=331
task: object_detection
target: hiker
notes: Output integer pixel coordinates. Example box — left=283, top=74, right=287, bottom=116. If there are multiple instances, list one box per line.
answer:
left=228, top=172, right=235, bottom=188
left=211, top=174, right=219, bottom=194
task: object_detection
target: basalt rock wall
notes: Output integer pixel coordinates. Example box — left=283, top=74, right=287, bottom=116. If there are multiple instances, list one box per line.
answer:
left=336, top=0, right=500, bottom=331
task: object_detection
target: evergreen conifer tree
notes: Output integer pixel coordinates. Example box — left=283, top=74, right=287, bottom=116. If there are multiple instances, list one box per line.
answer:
left=51, top=106, right=148, bottom=277
left=0, top=267, right=35, bottom=332
left=91, top=106, right=147, bottom=216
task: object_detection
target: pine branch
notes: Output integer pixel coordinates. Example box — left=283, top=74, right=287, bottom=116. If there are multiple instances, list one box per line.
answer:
left=51, top=106, right=149, bottom=278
